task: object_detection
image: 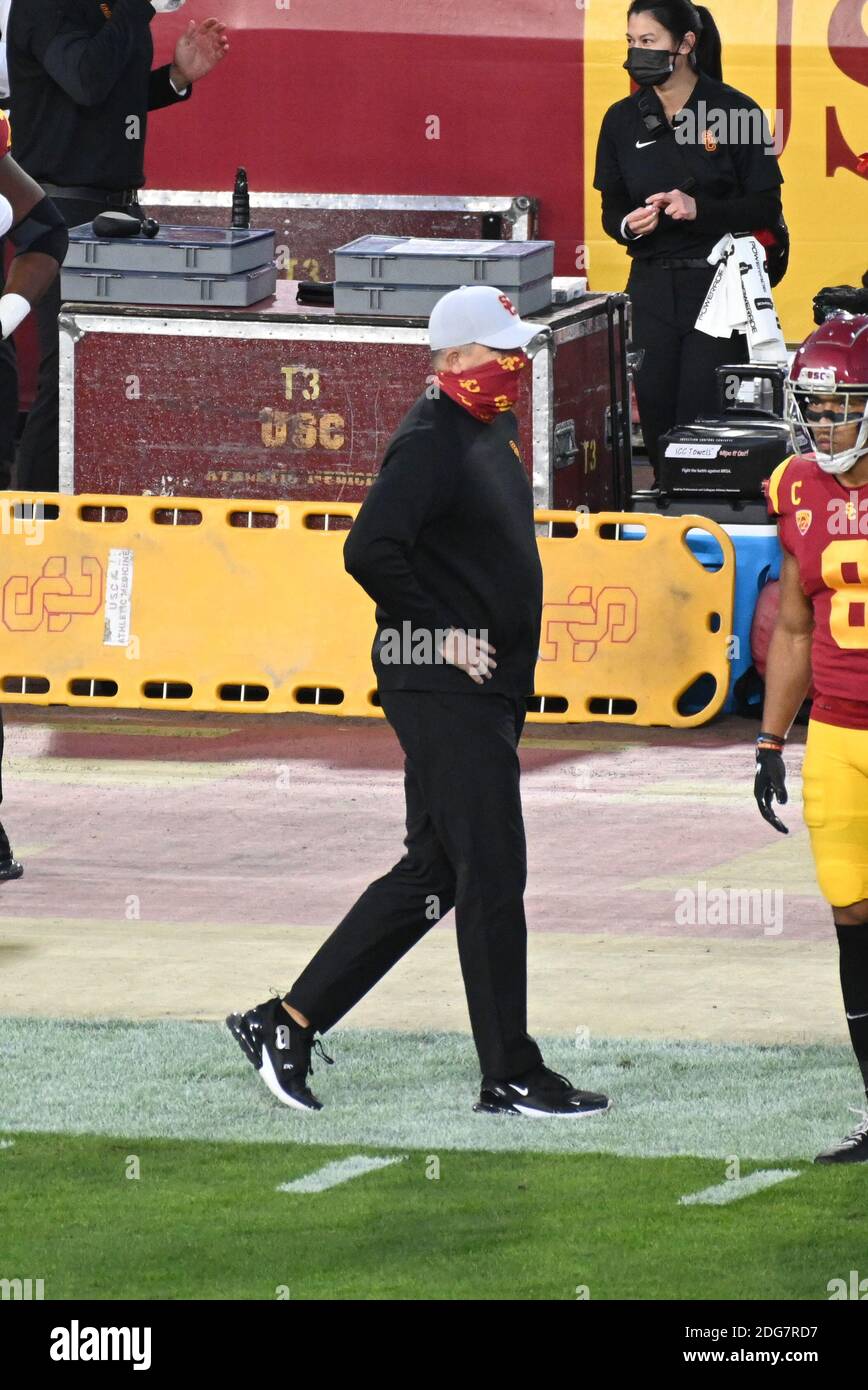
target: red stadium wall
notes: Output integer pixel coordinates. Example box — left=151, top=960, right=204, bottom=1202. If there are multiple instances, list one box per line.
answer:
left=146, top=0, right=586, bottom=276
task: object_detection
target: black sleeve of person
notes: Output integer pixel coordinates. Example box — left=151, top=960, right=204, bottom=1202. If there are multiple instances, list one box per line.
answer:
left=593, top=107, right=626, bottom=194
left=342, top=418, right=460, bottom=633
left=29, top=0, right=153, bottom=108
left=9, top=196, right=69, bottom=265
left=594, top=107, right=639, bottom=245
left=732, top=104, right=785, bottom=194
left=600, top=186, right=640, bottom=244
left=148, top=64, right=193, bottom=112
left=693, top=99, right=785, bottom=235
left=693, top=188, right=783, bottom=238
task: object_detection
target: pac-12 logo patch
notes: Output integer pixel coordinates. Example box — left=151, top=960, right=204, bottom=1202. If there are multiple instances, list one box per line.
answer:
left=796, top=509, right=813, bottom=536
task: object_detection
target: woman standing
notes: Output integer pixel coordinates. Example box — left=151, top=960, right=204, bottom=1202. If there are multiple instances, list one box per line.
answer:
left=594, top=2, right=785, bottom=482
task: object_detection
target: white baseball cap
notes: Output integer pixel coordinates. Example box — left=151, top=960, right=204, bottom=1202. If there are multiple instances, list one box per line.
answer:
left=428, top=284, right=541, bottom=352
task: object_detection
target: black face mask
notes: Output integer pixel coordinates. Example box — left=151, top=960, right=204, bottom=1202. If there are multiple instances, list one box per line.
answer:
left=624, top=48, right=680, bottom=87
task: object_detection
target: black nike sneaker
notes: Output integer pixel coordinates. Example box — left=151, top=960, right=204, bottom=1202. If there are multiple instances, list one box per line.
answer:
left=0, top=822, right=23, bottom=883
left=815, top=1109, right=868, bottom=1165
left=473, top=1063, right=611, bottom=1118
left=226, top=995, right=333, bottom=1111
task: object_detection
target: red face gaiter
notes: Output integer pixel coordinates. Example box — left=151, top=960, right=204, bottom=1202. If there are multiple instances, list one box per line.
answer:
left=435, top=352, right=528, bottom=423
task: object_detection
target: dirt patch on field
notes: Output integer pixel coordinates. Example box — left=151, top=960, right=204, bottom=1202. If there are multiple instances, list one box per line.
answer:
left=0, top=916, right=841, bottom=1045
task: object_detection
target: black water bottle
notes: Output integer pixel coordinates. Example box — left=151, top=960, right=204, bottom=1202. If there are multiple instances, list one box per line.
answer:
left=231, top=167, right=250, bottom=230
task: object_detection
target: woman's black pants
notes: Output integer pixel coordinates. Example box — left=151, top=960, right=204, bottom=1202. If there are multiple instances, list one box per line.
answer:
left=628, top=259, right=748, bottom=478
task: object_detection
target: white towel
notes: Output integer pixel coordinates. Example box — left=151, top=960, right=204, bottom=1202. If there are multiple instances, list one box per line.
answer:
left=695, top=233, right=787, bottom=365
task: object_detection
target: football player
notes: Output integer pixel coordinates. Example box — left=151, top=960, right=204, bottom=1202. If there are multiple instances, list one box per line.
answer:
left=0, top=104, right=68, bottom=880
left=756, top=313, right=868, bottom=1163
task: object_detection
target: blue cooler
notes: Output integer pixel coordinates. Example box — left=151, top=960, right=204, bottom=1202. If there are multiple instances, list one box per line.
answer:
left=685, top=524, right=782, bottom=713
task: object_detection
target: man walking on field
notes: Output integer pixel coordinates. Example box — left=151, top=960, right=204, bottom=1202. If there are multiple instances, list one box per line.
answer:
left=228, top=285, right=611, bottom=1121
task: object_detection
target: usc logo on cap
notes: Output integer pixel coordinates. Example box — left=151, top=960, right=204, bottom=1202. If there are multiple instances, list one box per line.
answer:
left=499, top=294, right=518, bottom=317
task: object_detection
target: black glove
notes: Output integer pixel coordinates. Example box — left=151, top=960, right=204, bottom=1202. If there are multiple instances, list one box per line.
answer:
left=755, top=744, right=789, bottom=834
left=813, top=285, right=868, bottom=325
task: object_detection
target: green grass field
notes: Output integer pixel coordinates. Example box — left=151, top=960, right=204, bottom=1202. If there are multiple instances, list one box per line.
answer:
left=1, top=1019, right=865, bottom=1300
left=2, top=1133, right=865, bottom=1301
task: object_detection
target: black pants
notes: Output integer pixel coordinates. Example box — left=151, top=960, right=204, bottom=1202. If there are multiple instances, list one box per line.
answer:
left=16, top=196, right=113, bottom=493
left=628, top=260, right=748, bottom=477
left=286, top=689, right=544, bottom=1080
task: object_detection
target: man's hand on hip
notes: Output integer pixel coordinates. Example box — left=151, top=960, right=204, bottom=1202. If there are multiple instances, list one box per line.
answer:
left=440, top=629, right=497, bottom=686
left=171, top=18, right=230, bottom=88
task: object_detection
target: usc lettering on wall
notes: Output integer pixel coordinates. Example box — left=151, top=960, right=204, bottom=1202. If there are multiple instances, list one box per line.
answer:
left=584, top=0, right=868, bottom=342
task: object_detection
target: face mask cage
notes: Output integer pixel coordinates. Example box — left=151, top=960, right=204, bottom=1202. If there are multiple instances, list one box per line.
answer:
left=785, top=381, right=868, bottom=472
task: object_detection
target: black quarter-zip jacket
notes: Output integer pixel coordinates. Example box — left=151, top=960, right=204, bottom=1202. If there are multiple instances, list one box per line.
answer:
left=343, top=390, right=543, bottom=697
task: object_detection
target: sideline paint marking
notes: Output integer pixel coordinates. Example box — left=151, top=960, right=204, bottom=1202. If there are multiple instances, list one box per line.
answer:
left=277, top=1154, right=405, bottom=1194
left=679, top=1168, right=800, bottom=1207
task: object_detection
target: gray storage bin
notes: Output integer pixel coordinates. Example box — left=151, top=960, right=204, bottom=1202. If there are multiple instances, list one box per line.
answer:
left=334, top=276, right=553, bottom=319
left=65, top=224, right=275, bottom=276
left=61, top=263, right=278, bottom=307
left=334, top=235, right=554, bottom=288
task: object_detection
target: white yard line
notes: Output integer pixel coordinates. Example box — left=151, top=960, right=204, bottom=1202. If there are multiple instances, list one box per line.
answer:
left=277, top=1154, right=405, bottom=1194
left=679, top=1169, right=800, bottom=1207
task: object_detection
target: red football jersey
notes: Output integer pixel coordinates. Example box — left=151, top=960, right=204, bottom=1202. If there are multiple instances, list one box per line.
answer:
left=0, top=111, right=10, bottom=161
left=767, top=454, right=868, bottom=729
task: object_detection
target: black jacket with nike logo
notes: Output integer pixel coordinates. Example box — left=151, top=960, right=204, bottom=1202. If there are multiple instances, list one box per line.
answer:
left=594, top=72, right=784, bottom=258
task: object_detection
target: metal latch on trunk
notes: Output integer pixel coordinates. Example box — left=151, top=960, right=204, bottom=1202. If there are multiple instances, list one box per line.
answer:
left=554, top=419, right=579, bottom=470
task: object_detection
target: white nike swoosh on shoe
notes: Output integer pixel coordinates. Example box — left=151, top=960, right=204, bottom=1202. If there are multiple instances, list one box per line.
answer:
left=635, top=140, right=656, bottom=148
left=259, top=1050, right=316, bottom=1111
left=846, top=1010, right=868, bottom=1020
left=509, top=1083, right=529, bottom=1095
